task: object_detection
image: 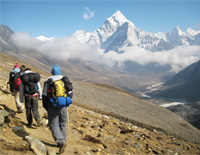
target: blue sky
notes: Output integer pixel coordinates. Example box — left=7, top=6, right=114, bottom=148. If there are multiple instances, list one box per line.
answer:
left=1, top=1, right=200, bottom=38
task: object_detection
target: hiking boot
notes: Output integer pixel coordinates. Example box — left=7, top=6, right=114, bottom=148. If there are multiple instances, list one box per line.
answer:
left=36, top=119, right=41, bottom=127
left=59, top=141, right=66, bottom=154
left=27, top=122, right=32, bottom=127
left=17, top=106, right=23, bottom=113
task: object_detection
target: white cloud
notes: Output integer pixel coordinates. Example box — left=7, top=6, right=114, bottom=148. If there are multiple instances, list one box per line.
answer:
left=10, top=32, right=41, bottom=49
left=83, top=7, right=95, bottom=20
left=10, top=32, right=200, bottom=73
left=10, top=32, right=101, bottom=61
left=103, top=46, right=200, bottom=72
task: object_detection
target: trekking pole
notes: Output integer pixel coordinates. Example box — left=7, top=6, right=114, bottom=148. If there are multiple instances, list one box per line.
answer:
left=67, top=107, right=71, bottom=144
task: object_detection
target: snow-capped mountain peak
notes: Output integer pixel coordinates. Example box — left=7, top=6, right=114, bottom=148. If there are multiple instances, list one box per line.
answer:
left=171, top=26, right=183, bottom=36
left=166, top=26, right=184, bottom=43
left=74, top=11, right=136, bottom=45
left=186, top=28, right=200, bottom=36
left=106, top=10, right=131, bottom=26
left=72, top=11, right=200, bottom=52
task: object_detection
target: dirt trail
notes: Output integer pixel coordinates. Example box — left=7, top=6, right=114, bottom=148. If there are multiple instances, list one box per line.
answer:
left=0, top=92, right=95, bottom=155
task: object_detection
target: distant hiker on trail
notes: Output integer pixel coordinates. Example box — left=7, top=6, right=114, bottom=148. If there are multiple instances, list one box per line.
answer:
left=8, top=63, right=24, bottom=113
left=19, top=68, right=42, bottom=127
left=20, top=65, right=26, bottom=73
left=42, top=65, right=73, bottom=154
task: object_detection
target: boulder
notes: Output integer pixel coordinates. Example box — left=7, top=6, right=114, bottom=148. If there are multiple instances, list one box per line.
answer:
left=25, top=136, right=46, bottom=155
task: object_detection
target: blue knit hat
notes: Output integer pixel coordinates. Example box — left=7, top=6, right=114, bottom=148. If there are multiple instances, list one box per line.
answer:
left=51, top=65, right=61, bottom=75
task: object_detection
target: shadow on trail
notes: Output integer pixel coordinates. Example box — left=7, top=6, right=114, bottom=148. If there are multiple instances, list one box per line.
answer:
left=0, top=104, right=16, bottom=116
left=0, top=87, right=13, bottom=95
left=0, top=104, right=29, bottom=139
left=32, top=135, right=57, bottom=147
left=20, top=121, right=38, bottom=129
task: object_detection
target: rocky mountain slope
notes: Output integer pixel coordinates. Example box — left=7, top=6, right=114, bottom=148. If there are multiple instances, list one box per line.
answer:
left=151, top=60, right=200, bottom=102
left=0, top=53, right=200, bottom=154
left=168, top=102, right=200, bottom=130
left=1, top=93, right=200, bottom=155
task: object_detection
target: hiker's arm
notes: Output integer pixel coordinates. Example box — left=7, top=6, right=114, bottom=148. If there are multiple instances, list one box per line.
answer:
left=42, top=95, right=48, bottom=111
left=42, top=82, right=49, bottom=111
left=19, top=83, right=24, bottom=103
left=37, top=82, right=42, bottom=100
left=68, top=91, right=73, bottom=98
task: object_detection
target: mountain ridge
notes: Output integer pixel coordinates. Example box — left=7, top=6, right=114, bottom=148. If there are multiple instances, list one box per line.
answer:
left=71, top=10, right=200, bottom=52
left=150, top=60, right=200, bottom=102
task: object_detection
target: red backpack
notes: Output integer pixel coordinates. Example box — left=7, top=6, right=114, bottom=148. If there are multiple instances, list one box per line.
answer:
left=13, top=73, right=21, bottom=90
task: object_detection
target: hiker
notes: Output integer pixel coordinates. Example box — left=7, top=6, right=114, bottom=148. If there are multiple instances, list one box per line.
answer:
left=8, top=63, right=24, bottom=113
left=19, top=68, right=42, bottom=127
left=20, top=65, right=26, bottom=74
left=42, top=65, right=73, bottom=154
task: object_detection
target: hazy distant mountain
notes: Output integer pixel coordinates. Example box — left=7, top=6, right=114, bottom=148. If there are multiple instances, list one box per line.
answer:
left=151, top=60, right=200, bottom=101
left=72, top=11, right=200, bottom=52
left=0, top=25, right=14, bottom=50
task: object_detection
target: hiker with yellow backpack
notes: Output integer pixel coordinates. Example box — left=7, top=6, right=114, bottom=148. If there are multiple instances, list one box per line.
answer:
left=42, top=65, right=73, bottom=154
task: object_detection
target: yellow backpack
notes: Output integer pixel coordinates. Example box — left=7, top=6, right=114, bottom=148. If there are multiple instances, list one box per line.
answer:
left=48, top=77, right=73, bottom=108
left=51, top=80, right=67, bottom=97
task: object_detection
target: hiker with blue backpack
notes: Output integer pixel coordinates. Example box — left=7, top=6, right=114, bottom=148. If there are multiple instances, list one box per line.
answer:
left=19, top=68, right=42, bottom=127
left=8, top=63, right=24, bottom=113
left=42, top=65, right=73, bottom=154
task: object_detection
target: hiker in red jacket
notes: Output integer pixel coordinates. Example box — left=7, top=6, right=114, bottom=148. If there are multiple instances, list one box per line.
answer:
left=9, top=63, right=24, bottom=113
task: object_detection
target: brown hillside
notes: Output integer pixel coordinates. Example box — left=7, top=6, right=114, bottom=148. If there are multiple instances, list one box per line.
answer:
left=0, top=52, right=200, bottom=154
left=1, top=92, right=200, bottom=155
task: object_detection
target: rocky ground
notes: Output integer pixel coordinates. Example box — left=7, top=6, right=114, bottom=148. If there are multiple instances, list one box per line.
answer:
left=168, top=102, right=200, bottom=129
left=1, top=88, right=200, bottom=155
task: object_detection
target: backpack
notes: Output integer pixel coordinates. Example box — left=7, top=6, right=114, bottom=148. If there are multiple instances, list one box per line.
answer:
left=13, top=72, right=21, bottom=90
left=48, top=76, right=73, bottom=108
left=24, top=82, right=38, bottom=94
left=62, top=76, right=73, bottom=92
left=9, top=72, right=14, bottom=92
left=21, top=73, right=40, bottom=95
left=9, top=72, right=21, bottom=91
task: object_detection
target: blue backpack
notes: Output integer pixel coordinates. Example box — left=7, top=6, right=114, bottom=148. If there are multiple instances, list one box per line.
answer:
left=50, top=96, right=73, bottom=108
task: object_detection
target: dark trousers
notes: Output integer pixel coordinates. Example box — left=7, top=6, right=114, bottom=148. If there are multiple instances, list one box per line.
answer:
left=25, top=96, right=40, bottom=125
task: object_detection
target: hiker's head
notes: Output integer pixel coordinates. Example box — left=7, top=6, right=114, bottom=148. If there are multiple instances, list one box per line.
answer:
left=20, top=65, right=26, bottom=72
left=24, top=68, right=31, bottom=71
left=51, top=65, right=61, bottom=75
left=14, top=63, right=20, bottom=68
